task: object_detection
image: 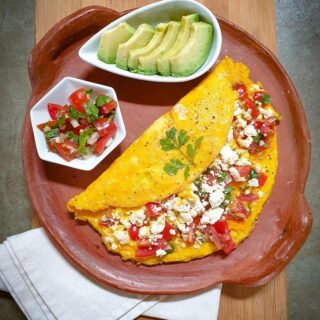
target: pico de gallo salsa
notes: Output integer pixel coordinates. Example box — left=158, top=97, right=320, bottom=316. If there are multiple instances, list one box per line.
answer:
left=37, top=88, right=118, bottom=161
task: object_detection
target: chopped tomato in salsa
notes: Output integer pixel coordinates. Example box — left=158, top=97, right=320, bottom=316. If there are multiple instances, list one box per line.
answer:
left=37, top=88, right=118, bottom=161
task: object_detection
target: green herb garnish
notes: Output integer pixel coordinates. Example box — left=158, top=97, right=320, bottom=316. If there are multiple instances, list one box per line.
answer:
left=96, top=95, right=111, bottom=107
left=66, top=131, right=79, bottom=143
left=45, top=128, right=59, bottom=139
left=249, top=169, right=259, bottom=180
left=57, top=115, right=66, bottom=128
left=78, top=129, right=94, bottom=155
left=253, top=133, right=263, bottom=143
left=218, top=172, right=227, bottom=182
left=84, top=101, right=99, bottom=122
left=69, top=105, right=85, bottom=119
left=85, top=88, right=92, bottom=95
left=160, top=127, right=203, bottom=179
left=261, top=94, right=271, bottom=105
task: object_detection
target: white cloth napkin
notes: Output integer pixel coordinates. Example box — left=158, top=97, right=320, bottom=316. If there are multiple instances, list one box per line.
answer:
left=0, top=228, right=221, bottom=320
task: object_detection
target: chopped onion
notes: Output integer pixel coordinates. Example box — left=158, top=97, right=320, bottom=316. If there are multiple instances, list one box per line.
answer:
left=43, top=125, right=51, bottom=133
left=70, top=118, right=79, bottom=128
left=87, top=131, right=100, bottom=145
left=105, top=137, right=114, bottom=147
left=59, top=133, right=66, bottom=143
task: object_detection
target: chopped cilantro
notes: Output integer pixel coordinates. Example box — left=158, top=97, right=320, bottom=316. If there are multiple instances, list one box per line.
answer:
left=218, top=172, right=227, bottom=182
left=96, top=95, right=111, bottom=107
left=78, top=129, right=94, bottom=155
left=66, top=131, right=79, bottom=143
left=84, top=101, right=99, bottom=122
left=253, top=133, right=263, bottom=143
left=69, top=105, right=85, bottom=119
left=45, top=128, right=59, bottom=139
left=85, top=88, right=92, bottom=95
left=261, top=94, right=271, bottom=105
left=249, top=169, right=259, bottom=180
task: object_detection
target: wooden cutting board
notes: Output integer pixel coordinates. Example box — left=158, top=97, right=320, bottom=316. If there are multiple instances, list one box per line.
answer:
left=33, top=1, right=287, bottom=319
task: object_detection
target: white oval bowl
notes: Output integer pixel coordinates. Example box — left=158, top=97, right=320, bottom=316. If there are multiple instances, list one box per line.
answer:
left=30, top=77, right=126, bottom=171
left=79, top=0, right=222, bottom=83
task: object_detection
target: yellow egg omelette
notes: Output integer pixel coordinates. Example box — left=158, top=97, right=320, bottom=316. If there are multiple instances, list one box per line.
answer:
left=68, top=57, right=281, bottom=265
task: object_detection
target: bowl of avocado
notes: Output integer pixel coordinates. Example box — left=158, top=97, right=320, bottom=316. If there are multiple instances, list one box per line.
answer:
left=79, top=0, right=222, bottom=83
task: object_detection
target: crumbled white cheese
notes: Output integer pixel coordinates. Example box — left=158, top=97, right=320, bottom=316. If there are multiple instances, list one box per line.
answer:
left=173, top=199, right=191, bottom=213
left=151, top=217, right=165, bottom=234
left=229, top=167, right=245, bottom=182
left=236, top=117, right=247, bottom=128
left=129, top=209, right=146, bottom=226
left=120, top=217, right=131, bottom=229
left=220, top=145, right=239, bottom=165
left=111, top=243, right=118, bottom=250
left=234, top=106, right=242, bottom=116
left=254, top=163, right=262, bottom=173
left=227, top=127, right=234, bottom=141
left=258, top=190, right=265, bottom=197
left=209, top=190, right=225, bottom=208
left=259, top=140, right=266, bottom=146
left=258, top=107, right=274, bottom=117
left=251, top=84, right=261, bottom=91
left=236, top=157, right=251, bottom=166
left=104, top=236, right=114, bottom=243
left=200, top=208, right=224, bottom=225
left=248, top=178, right=259, bottom=187
left=243, top=124, right=258, bottom=137
left=180, top=211, right=193, bottom=224
left=138, top=226, right=150, bottom=239
left=242, top=110, right=252, bottom=120
left=114, top=230, right=129, bottom=245
left=156, top=249, right=167, bottom=257
left=169, top=229, right=176, bottom=236
left=177, top=223, right=190, bottom=234
left=163, top=196, right=176, bottom=210
left=240, top=136, right=253, bottom=148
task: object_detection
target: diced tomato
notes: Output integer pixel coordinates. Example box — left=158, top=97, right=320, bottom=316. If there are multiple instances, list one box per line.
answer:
left=93, top=118, right=114, bottom=137
left=128, top=225, right=140, bottom=241
left=99, top=100, right=117, bottom=115
left=230, top=200, right=250, bottom=219
left=47, top=103, right=64, bottom=120
left=37, top=120, right=57, bottom=131
left=162, top=222, right=175, bottom=240
left=68, top=88, right=89, bottom=113
left=95, top=122, right=117, bottom=154
left=233, top=83, right=248, bottom=100
left=252, top=91, right=265, bottom=102
left=135, top=239, right=170, bottom=258
left=72, top=124, right=89, bottom=135
left=208, top=226, right=223, bottom=250
left=193, top=215, right=201, bottom=226
left=258, top=173, right=268, bottom=186
left=219, top=233, right=236, bottom=254
left=245, top=98, right=259, bottom=118
left=187, top=228, right=195, bottom=244
left=237, top=193, right=259, bottom=202
left=53, top=139, right=78, bottom=162
left=234, top=165, right=251, bottom=178
left=254, top=120, right=263, bottom=130
left=146, top=202, right=165, bottom=218
left=213, top=220, right=229, bottom=234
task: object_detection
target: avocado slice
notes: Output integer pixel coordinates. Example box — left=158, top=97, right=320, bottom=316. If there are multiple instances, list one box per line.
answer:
left=170, top=22, right=213, bottom=77
left=138, top=21, right=181, bottom=75
left=157, top=14, right=199, bottom=76
left=116, top=24, right=155, bottom=70
left=98, top=22, right=135, bottom=64
left=128, top=23, right=168, bottom=72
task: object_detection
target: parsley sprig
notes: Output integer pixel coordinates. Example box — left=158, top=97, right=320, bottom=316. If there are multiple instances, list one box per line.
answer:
left=160, top=127, right=203, bottom=178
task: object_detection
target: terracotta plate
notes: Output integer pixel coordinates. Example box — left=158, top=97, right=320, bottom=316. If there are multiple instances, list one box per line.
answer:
left=23, top=6, right=312, bottom=294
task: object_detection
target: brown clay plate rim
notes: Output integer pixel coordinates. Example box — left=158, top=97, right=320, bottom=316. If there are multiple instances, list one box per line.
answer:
left=22, top=6, right=312, bottom=294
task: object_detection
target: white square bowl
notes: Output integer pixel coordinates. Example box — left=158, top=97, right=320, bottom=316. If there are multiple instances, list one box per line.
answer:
left=79, top=0, right=222, bottom=83
left=30, top=77, right=126, bottom=171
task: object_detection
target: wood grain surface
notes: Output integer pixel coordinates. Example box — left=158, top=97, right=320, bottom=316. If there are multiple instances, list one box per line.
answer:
left=34, top=1, right=287, bottom=319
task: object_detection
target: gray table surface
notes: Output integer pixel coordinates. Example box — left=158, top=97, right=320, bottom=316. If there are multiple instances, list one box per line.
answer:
left=0, top=0, right=319, bottom=319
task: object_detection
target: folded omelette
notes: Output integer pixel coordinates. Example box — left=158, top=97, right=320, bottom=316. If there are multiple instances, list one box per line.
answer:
left=68, top=57, right=280, bottom=265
